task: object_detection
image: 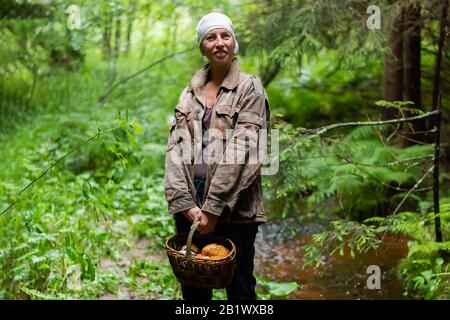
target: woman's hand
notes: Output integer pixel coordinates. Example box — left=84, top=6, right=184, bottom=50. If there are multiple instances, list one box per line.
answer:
left=197, top=212, right=218, bottom=234
left=183, top=207, right=202, bottom=223
left=184, top=208, right=218, bottom=234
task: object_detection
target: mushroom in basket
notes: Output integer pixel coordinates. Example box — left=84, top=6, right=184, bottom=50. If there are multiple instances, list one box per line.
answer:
left=196, top=243, right=230, bottom=260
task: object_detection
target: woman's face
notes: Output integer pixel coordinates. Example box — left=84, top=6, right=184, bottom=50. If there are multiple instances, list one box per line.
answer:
left=201, top=28, right=235, bottom=66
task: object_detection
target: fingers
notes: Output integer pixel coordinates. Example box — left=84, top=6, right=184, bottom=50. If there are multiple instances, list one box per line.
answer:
left=192, top=208, right=203, bottom=222
left=196, top=212, right=217, bottom=234
left=184, top=210, right=218, bottom=234
left=184, top=207, right=202, bottom=222
left=196, top=214, right=208, bottom=234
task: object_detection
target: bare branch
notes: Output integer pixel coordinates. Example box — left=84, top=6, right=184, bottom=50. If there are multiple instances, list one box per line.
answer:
left=381, top=165, right=435, bottom=241
left=343, top=155, right=434, bottom=168
left=98, top=47, right=196, bottom=103
left=339, top=154, right=433, bottom=193
left=393, top=132, right=430, bottom=145
left=401, top=128, right=438, bottom=135
left=303, top=110, right=440, bottom=136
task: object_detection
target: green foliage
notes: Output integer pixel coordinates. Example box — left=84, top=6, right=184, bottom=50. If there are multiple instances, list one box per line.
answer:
left=256, top=276, right=299, bottom=300
left=397, top=244, right=450, bottom=300
left=212, top=278, right=300, bottom=300
left=245, top=0, right=386, bottom=69
left=395, top=201, right=450, bottom=300
left=266, top=118, right=435, bottom=221
left=375, top=100, right=425, bottom=116
left=302, top=220, right=383, bottom=270
left=212, top=289, right=227, bottom=300
left=0, top=55, right=175, bottom=299
left=264, top=47, right=380, bottom=129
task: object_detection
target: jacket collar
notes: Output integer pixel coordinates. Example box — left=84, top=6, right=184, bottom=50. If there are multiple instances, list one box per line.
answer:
left=188, top=58, right=240, bottom=97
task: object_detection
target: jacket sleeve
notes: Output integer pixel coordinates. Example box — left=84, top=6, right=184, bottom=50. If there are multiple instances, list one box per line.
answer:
left=201, top=76, right=270, bottom=217
left=164, top=89, right=197, bottom=215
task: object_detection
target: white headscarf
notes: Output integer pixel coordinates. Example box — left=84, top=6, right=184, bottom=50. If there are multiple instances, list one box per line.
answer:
left=196, top=12, right=239, bottom=54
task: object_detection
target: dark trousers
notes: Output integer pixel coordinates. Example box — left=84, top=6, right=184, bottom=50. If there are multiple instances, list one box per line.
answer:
left=174, top=179, right=259, bottom=300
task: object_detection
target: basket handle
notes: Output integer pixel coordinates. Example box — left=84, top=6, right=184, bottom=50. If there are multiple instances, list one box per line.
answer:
left=185, top=219, right=200, bottom=261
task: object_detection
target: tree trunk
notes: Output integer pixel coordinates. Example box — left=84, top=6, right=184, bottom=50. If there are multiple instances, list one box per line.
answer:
left=261, top=60, right=281, bottom=87
left=402, top=3, right=425, bottom=144
left=383, top=2, right=403, bottom=120
left=102, top=14, right=113, bottom=61
left=431, top=0, right=448, bottom=243
left=113, top=15, right=122, bottom=61
left=125, top=0, right=137, bottom=56
left=381, top=0, right=404, bottom=213
left=403, top=5, right=421, bottom=108
left=139, top=17, right=149, bottom=59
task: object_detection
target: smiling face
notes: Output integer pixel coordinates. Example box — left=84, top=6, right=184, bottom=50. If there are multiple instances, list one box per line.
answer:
left=200, top=28, right=235, bottom=66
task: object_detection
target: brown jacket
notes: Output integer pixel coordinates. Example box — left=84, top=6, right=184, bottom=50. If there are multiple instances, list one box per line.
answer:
left=164, top=58, right=270, bottom=224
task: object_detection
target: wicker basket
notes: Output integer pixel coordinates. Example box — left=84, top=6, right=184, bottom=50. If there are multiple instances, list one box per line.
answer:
left=165, top=220, right=236, bottom=289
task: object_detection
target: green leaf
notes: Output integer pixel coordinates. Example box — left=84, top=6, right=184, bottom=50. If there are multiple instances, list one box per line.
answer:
left=131, top=122, right=143, bottom=135
left=67, top=248, right=77, bottom=262
left=126, top=129, right=138, bottom=148
left=266, top=281, right=299, bottom=297
left=82, top=185, right=90, bottom=201
left=85, top=255, right=96, bottom=281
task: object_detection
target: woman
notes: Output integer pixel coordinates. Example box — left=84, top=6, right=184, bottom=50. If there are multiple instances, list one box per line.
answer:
left=164, top=12, right=270, bottom=300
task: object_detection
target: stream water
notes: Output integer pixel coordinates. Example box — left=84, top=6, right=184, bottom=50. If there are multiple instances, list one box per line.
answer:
left=254, top=216, right=411, bottom=300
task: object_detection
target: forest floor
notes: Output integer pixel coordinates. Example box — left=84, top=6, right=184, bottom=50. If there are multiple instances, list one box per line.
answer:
left=99, top=238, right=161, bottom=300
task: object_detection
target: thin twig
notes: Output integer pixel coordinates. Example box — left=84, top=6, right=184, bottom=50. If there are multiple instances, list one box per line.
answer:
left=380, top=165, right=435, bottom=242
left=401, top=128, right=437, bottom=135
left=374, top=120, right=401, bottom=161
left=394, top=132, right=429, bottom=145
left=99, top=47, right=196, bottom=103
left=337, top=152, right=433, bottom=192
left=342, top=155, right=434, bottom=168
left=352, top=164, right=432, bottom=192
left=48, top=177, right=80, bottom=196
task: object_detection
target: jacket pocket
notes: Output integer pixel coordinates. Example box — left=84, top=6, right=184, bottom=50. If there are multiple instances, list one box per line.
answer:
left=175, top=104, right=193, bottom=121
left=214, top=104, right=237, bottom=139
left=237, top=111, right=263, bottom=127
left=215, top=104, right=233, bottom=116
